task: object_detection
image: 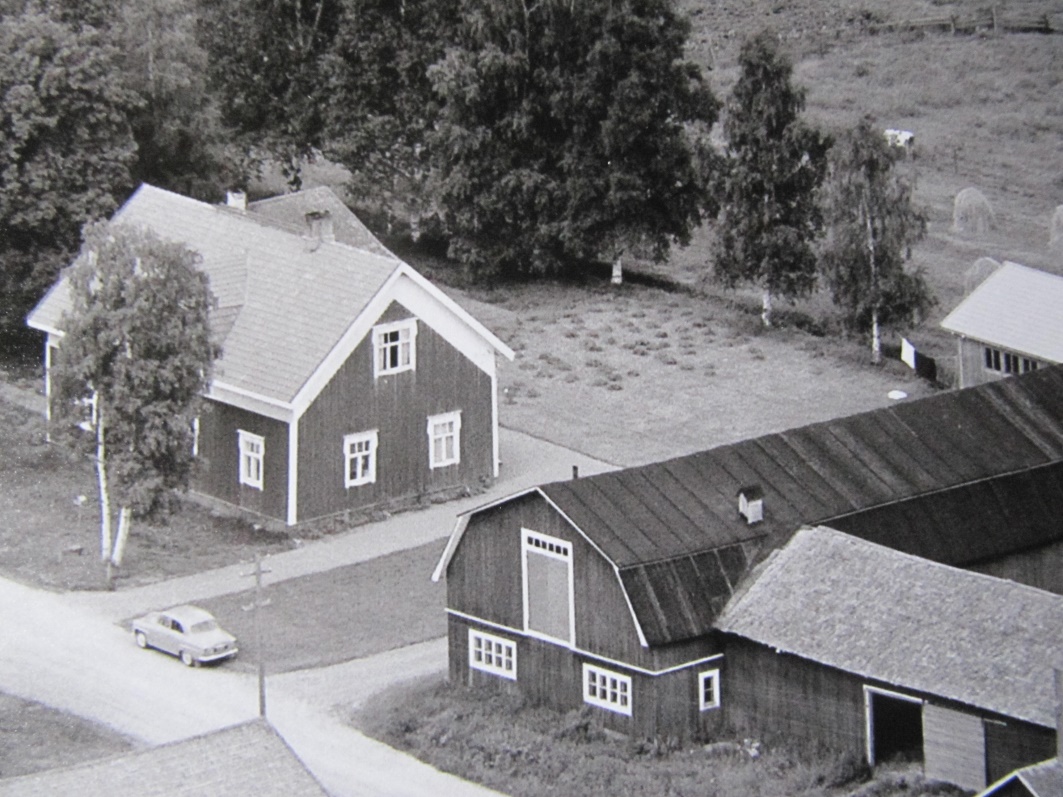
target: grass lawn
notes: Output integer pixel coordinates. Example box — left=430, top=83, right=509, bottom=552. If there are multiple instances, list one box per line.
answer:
left=351, top=676, right=969, bottom=797
left=197, top=539, right=447, bottom=674
left=0, top=692, right=136, bottom=780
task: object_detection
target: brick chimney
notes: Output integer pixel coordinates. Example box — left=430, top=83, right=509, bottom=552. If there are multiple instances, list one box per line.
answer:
left=305, top=210, right=334, bottom=244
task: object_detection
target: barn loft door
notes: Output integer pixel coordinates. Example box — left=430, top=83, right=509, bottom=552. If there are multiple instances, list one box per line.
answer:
left=522, top=529, right=574, bottom=644
left=865, top=686, right=924, bottom=767
left=923, top=704, right=986, bottom=791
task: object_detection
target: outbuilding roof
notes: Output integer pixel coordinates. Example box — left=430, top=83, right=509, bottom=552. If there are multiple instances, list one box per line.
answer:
left=716, top=526, right=1063, bottom=728
left=940, top=261, right=1063, bottom=362
left=26, top=185, right=512, bottom=412
left=0, top=720, right=328, bottom=797
left=437, top=365, right=1063, bottom=646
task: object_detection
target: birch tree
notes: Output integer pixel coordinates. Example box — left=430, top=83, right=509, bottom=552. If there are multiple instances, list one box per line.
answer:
left=819, top=117, right=933, bottom=363
left=52, top=222, right=217, bottom=586
left=713, top=30, right=829, bottom=326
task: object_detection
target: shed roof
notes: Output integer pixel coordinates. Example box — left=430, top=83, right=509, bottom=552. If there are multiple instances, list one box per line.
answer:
left=26, top=185, right=511, bottom=409
left=940, top=261, right=1063, bottom=362
left=0, top=720, right=328, bottom=797
left=716, top=526, right=1063, bottom=728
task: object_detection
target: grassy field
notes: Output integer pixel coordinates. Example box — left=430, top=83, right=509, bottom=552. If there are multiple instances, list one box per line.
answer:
left=352, top=677, right=968, bottom=797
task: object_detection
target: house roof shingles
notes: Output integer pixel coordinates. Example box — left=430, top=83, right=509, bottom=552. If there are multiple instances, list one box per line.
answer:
left=27, top=184, right=402, bottom=404
left=716, top=526, right=1063, bottom=729
left=529, top=365, right=1063, bottom=645
left=0, top=720, right=328, bottom=797
left=940, top=261, right=1063, bottom=363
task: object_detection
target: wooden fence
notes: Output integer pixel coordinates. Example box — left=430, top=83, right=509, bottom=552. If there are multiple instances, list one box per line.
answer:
left=869, top=8, right=1059, bottom=36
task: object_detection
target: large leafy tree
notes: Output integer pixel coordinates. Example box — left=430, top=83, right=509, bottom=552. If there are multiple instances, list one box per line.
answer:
left=428, top=0, right=718, bottom=279
left=820, top=116, right=933, bottom=363
left=0, top=10, right=138, bottom=332
left=52, top=222, right=218, bottom=585
left=713, top=30, right=829, bottom=326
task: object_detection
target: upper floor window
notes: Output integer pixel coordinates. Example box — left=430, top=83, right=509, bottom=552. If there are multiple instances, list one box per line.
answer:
left=522, top=529, right=574, bottom=644
left=344, top=430, right=378, bottom=488
left=428, top=411, right=461, bottom=469
left=373, top=319, right=417, bottom=377
left=238, top=430, right=264, bottom=490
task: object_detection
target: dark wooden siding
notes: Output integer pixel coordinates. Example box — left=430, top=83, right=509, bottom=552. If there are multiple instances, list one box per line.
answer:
left=985, top=719, right=1056, bottom=785
left=194, top=399, right=288, bottom=521
left=447, top=616, right=721, bottom=740
left=973, top=539, right=1063, bottom=596
left=297, top=301, right=494, bottom=521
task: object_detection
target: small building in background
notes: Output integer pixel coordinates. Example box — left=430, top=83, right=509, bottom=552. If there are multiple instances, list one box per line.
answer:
left=940, top=260, right=1063, bottom=388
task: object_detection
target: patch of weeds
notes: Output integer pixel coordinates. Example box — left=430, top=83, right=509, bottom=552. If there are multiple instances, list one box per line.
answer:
left=586, top=330, right=599, bottom=339
left=657, top=352, right=678, bottom=366
left=563, top=330, right=579, bottom=339
left=705, top=365, right=717, bottom=377
left=749, top=346, right=767, bottom=361
left=680, top=363, right=696, bottom=371
left=585, top=358, right=603, bottom=368
left=591, top=377, right=609, bottom=387
left=626, top=369, right=640, bottom=378
left=605, top=336, right=617, bottom=346
left=519, top=361, right=537, bottom=371
left=607, top=383, right=623, bottom=391
left=631, top=310, right=646, bottom=318
left=652, top=340, right=671, bottom=351
left=525, top=387, right=541, bottom=398
left=607, top=372, right=622, bottom=382
left=563, top=373, right=579, bottom=384
left=585, top=342, right=604, bottom=353
left=654, top=330, right=669, bottom=339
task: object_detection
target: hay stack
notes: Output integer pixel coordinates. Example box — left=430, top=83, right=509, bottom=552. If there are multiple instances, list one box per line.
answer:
left=1050, top=205, right=1063, bottom=251
left=952, top=187, right=994, bottom=235
left=964, top=257, right=1001, bottom=295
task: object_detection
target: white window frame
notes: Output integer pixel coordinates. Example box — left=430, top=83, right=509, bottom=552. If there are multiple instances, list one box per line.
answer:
left=427, top=411, right=461, bottom=469
left=373, top=319, right=417, bottom=377
left=343, top=430, right=378, bottom=488
left=468, top=629, right=517, bottom=680
left=583, top=663, right=632, bottom=716
left=699, top=668, right=721, bottom=711
left=191, top=416, right=200, bottom=458
left=238, top=430, right=264, bottom=490
left=521, top=529, right=575, bottom=645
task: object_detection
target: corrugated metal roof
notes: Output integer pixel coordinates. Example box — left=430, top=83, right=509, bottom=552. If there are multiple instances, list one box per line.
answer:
left=940, top=261, right=1063, bottom=362
left=534, top=365, right=1063, bottom=644
left=716, top=527, right=1063, bottom=728
left=27, top=185, right=402, bottom=404
left=0, top=720, right=328, bottom=797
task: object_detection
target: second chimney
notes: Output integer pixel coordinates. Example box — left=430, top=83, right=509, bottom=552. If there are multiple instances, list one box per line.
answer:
left=226, top=190, right=247, bottom=211
left=305, top=210, right=335, bottom=244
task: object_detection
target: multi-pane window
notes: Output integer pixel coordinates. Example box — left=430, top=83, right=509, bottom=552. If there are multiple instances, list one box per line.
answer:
left=469, top=629, right=517, bottom=680
left=344, top=430, right=378, bottom=487
left=373, top=320, right=416, bottom=377
left=522, top=530, right=573, bottom=644
left=238, top=430, right=264, bottom=490
left=583, top=664, right=632, bottom=716
left=699, top=669, right=721, bottom=711
left=985, top=347, right=1040, bottom=375
left=427, top=411, right=461, bottom=469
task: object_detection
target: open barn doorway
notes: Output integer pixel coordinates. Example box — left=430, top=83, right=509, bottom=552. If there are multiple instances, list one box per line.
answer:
left=865, top=686, right=924, bottom=766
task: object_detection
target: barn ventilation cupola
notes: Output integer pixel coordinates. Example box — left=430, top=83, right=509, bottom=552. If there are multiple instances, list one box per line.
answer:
left=738, top=485, right=764, bottom=525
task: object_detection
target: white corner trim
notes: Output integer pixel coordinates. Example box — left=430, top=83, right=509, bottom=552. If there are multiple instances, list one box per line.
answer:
left=286, top=421, right=299, bottom=526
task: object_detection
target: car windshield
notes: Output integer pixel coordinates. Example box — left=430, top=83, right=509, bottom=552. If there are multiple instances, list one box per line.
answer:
left=189, top=619, right=218, bottom=634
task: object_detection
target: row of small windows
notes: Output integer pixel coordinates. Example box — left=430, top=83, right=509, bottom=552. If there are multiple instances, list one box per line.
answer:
left=236, top=410, right=461, bottom=491
left=468, top=630, right=720, bottom=717
left=984, top=347, right=1040, bottom=375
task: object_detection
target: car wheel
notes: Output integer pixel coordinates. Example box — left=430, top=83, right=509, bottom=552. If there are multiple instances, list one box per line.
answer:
left=135, top=631, right=147, bottom=649
left=180, top=650, right=196, bottom=667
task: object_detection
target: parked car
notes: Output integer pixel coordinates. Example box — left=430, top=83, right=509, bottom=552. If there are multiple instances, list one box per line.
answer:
left=131, top=605, right=238, bottom=667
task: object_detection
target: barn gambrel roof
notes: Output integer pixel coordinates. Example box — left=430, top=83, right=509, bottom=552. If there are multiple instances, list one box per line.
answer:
left=716, top=526, right=1063, bottom=729
left=435, top=365, right=1063, bottom=646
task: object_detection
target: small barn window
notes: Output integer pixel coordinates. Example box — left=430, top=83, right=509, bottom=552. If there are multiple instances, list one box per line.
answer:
left=699, top=669, right=721, bottom=711
left=373, top=319, right=417, bottom=377
left=344, top=430, right=378, bottom=487
left=238, top=430, right=264, bottom=490
left=984, top=346, right=1002, bottom=372
left=469, top=629, right=516, bottom=680
left=428, top=411, right=461, bottom=469
left=984, top=347, right=1040, bottom=376
left=522, top=530, right=574, bottom=644
left=583, top=663, right=632, bottom=716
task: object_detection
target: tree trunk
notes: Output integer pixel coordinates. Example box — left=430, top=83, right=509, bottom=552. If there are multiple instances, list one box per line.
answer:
left=111, top=505, right=132, bottom=569
left=95, top=402, right=112, bottom=564
left=611, top=256, right=623, bottom=285
left=871, top=307, right=882, bottom=365
left=865, top=206, right=880, bottom=363
left=761, top=287, right=773, bottom=327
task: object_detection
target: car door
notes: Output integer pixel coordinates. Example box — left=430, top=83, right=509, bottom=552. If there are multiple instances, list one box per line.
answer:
left=155, top=615, right=180, bottom=654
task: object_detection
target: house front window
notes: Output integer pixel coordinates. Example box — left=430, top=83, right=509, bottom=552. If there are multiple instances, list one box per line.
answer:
left=373, top=319, right=416, bottom=377
left=522, top=529, right=573, bottom=644
left=238, top=430, right=264, bottom=490
left=427, top=411, right=461, bottom=469
left=583, top=663, right=631, bottom=716
left=699, top=669, right=721, bottom=711
left=469, top=629, right=516, bottom=680
left=344, top=430, right=378, bottom=487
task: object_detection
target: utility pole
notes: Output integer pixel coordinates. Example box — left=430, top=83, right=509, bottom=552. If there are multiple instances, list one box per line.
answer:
left=242, top=555, right=272, bottom=717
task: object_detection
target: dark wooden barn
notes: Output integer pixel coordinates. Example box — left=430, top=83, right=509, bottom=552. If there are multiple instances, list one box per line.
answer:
left=433, top=365, right=1063, bottom=751
left=716, top=527, right=1063, bottom=793
left=27, top=185, right=513, bottom=526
